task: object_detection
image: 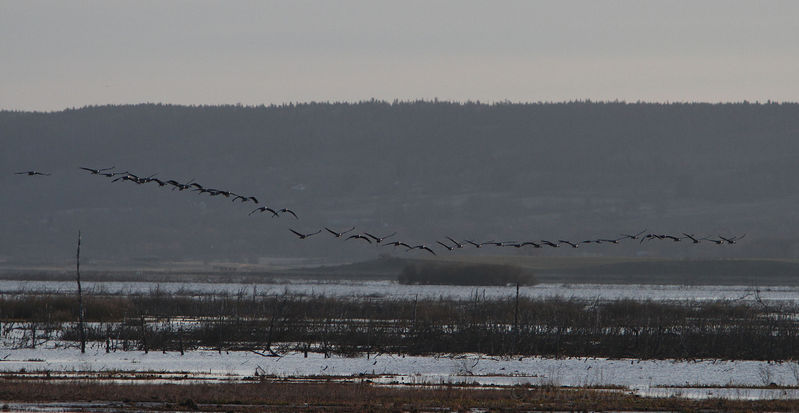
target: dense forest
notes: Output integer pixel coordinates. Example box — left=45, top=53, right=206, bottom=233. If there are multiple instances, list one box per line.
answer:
left=1, top=101, right=798, bottom=266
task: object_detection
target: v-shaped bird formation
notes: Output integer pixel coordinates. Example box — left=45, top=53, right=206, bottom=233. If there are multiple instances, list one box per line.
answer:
left=15, top=166, right=745, bottom=257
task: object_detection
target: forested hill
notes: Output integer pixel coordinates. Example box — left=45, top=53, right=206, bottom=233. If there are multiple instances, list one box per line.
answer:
left=2, top=101, right=799, bottom=265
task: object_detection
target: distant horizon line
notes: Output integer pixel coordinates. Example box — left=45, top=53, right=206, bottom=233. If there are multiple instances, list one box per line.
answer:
left=3, top=99, right=798, bottom=113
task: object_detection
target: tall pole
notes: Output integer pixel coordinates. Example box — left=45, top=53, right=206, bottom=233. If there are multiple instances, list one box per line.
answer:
left=514, top=282, right=520, bottom=331
left=514, top=282, right=520, bottom=353
left=76, top=230, right=86, bottom=353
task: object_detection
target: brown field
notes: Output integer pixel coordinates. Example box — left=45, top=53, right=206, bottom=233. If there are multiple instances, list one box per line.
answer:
left=2, top=380, right=799, bottom=412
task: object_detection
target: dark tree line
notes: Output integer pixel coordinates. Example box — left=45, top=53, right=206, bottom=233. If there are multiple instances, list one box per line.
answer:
left=3, top=101, right=799, bottom=263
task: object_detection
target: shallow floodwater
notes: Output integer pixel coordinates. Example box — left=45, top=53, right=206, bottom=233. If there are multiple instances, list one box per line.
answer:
left=2, top=346, right=799, bottom=400
left=3, top=279, right=799, bottom=401
left=0, top=280, right=794, bottom=305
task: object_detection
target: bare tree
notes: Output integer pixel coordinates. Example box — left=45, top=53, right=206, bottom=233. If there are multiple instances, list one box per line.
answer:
left=76, top=230, right=86, bottom=353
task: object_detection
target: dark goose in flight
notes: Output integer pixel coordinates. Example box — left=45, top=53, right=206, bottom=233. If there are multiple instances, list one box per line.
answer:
left=249, top=206, right=279, bottom=217
left=408, top=244, right=436, bottom=256
left=346, top=234, right=373, bottom=244
left=325, top=227, right=356, bottom=237
left=289, top=229, right=321, bottom=239
left=80, top=166, right=115, bottom=175
left=364, top=232, right=397, bottom=244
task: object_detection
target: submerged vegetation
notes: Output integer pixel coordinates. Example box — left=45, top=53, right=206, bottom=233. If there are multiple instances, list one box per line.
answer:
left=2, top=289, right=798, bottom=360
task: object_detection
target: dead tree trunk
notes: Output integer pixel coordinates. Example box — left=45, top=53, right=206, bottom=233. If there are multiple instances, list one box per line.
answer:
left=179, top=326, right=184, bottom=356
left=264, top=298, right=282, bottom=357
left=140, top=315, right=148, bottom=354
left=76, top=230, right=86, bottom=354
left=512, top=282, right=520, bottom=354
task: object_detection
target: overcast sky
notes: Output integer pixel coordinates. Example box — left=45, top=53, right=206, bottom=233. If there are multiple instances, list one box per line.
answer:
left=2, top=1, right=798, bottom=111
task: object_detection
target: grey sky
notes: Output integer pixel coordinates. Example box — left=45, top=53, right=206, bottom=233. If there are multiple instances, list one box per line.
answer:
left=2, top=1, right=798, bottom=111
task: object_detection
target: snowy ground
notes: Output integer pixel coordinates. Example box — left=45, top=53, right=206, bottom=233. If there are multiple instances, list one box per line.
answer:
left=3, top=280, right=799, bottom=400
left=2, top=344, right=799, bottom=400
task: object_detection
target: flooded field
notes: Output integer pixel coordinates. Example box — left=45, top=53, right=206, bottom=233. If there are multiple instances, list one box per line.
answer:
left=3, top=279, right=799, bottom=404
left=0, top=279, right=792, bottom=304
left=2, top=347, right=799, bottom=400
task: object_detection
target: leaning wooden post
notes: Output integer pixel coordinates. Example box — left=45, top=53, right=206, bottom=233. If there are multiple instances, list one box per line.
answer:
left=76, top=230, right=86, bottom=353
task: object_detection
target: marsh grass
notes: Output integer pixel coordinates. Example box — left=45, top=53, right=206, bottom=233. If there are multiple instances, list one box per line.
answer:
left=3, top=291, right=799, bottom=359
left=2, top=381, right=799, bottom=411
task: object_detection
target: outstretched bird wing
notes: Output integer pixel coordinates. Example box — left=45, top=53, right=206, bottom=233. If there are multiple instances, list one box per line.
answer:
left=420, top=246, right=436, bottom=256
left=280, top=208, right=298, bottom=219
left=346, top=234, right=372, bottom=243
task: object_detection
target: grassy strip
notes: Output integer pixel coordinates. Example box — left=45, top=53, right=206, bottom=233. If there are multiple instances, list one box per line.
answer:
left=2, top=381, right=799, bottom=411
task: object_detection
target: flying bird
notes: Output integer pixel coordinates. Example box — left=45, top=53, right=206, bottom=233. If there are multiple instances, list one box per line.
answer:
left=277, top=208, right=298, bottom=219
left=112, top=173, right=143, bottom=183
left=702, top=237, right=724, bottom=245
left=364, top=232, right=397, bottom=244
left=165, top=180, right=188, bottom=190
left=445, top=237, right=465, bottom=249
left=383, top=240, right=412, bottom=249
left=481, top=240, right=510, bottom=247
left=719, top=234, right=746, bottom=244
left=210, top=189, right=235, bottom=198
left=346, top=234, right=373, bottom=244
left=80, top=166, right=115, bottom=175
left=681, top=233, right=702, bottom=244
left=289, top=228, right=321, bottom=239
left=408, top=244, right=436, bottom=256
left=436, top=241, right=455, bottom=251
left=15, top=171, right=51, bottom=176
left=249, top=206, right=279, bottom=217
left=640, top=234, right=665, bottom=243
left=503, top=242, right=526, bottom=248
left=465, top=240, right=483, bottom=248
left=325, top=227, right=356, bottom=238
left=558, top=240, right=579, bottom=248
left=232, top=195, right=259, bottom=204
left=620, top=229, right=647, bottom=240
left=146, top=178, right=167, bottom=186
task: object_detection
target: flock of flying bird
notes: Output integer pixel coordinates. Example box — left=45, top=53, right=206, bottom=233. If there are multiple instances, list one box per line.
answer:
left=75, top=166, right=298, bottom=218
left=284, top=228, right=745, bottom=256
left=16, top=167, right=745, bottom=256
